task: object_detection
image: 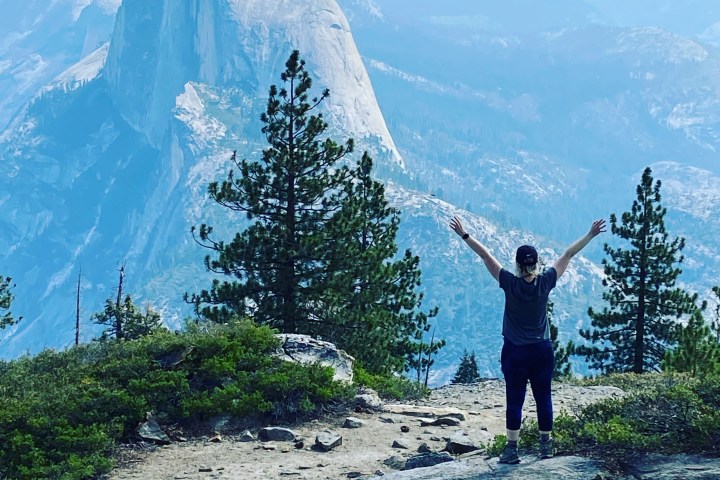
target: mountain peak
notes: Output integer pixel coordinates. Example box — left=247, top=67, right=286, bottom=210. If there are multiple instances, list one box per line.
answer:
left=103, top=0, right=401, bottom=160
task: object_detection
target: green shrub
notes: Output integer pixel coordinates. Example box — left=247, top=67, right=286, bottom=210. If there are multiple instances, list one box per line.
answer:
left=485, top=372, right=720, bottom=465
left=0, top=318, right=353, bottom=479
left=353, top=365, right=430, bottom=400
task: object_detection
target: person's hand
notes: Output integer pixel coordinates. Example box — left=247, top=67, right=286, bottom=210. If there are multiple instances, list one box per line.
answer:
left=589, top=219, right=607, bottom=237
left=449, top=216, right=466, bottom=237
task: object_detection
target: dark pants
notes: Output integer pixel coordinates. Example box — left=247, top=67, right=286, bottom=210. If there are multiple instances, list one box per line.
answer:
left=501, top=339, right=555, bottom=432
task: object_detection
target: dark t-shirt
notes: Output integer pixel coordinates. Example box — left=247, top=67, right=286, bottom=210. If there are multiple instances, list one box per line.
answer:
left=498, top=267, right=557, bottom=345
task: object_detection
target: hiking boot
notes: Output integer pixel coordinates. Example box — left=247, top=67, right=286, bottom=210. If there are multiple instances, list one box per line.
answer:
left=539, top=439, right=555, bottom=459
left=498, top=445, right=520, bottom=464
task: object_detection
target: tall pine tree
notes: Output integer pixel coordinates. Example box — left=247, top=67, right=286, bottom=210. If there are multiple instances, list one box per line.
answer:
left=188, top=51, right=442, bottom=373
left=322, top=153, right=443, bottom=374
left=187, top=51, right=354, bottom=334
left=576, top=167, right=696, bottom=373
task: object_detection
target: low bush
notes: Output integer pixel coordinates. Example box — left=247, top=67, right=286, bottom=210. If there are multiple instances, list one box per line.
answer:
left=0, top=319, right=356, bottom=479
left=491, top=372, right=720, bottom=468
left=353, top=365, right=430, bottom=401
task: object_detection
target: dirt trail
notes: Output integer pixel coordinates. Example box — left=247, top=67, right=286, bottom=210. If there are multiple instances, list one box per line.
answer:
left=107, top=381, right=624, bottom=480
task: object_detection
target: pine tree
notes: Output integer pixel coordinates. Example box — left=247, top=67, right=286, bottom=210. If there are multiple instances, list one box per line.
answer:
left=322, top=152, right=443, bottom=373
left=187, top=51, right=442, bottom=373
left=0, top=275, right=21, bottom=330
left=452, top=349, right=480, bottom=384
left=662, top=307, right=720, bottom=376
left=548, top=299, right=573, bottom=378
left=92, top=295, right=163, bottom=341
left=576, top=167, right=697, bottom=373
left=187, top=50, right=354, bottom=334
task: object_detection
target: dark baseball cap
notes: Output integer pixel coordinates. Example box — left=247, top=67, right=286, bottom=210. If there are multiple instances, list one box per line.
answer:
left=515, top=245, right=538, bottom=266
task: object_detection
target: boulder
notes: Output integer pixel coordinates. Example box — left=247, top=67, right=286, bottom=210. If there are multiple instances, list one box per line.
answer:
left=273, top=334, right=354, bottom=382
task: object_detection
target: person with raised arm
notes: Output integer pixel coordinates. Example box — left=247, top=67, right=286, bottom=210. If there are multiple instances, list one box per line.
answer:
left=449, top=216, right=606, bottom=464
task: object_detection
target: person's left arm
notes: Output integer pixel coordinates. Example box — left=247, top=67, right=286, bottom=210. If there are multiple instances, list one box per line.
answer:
left=553, top=219, right=607, bottom=278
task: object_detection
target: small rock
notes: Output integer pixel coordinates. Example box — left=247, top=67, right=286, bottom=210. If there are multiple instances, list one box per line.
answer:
left=392, top=439, right=409, bottom=449
left=343, top=417, right=365, bottom=428
left=262, top=444, right=277, bottom=451
left=198, top=466, right=213, bottom=473
left=378, top=417, right=395, bottom=423
left=258, top=427, right=297, bottom=442
left=239, top=430, right=255, bottom=442
left=346, top=472, right=363, bottom=479
left=294, top=440, right=305, bottom=449
left=137, top=415, right=172, bottom=445
left=208, top=433, right=222, bottom=443
left=315, top=430, right=342, bottom=451
left=420, top=417, right=461, bottom=427
left=417, top=442, right=431, bottom=453
left=356, top=392, right=384, bottom=411
left=400, top=425, right=410, bottom=433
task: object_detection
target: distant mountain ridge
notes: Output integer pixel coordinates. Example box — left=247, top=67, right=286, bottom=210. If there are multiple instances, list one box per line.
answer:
left=2, top=0, right=719, bottom=384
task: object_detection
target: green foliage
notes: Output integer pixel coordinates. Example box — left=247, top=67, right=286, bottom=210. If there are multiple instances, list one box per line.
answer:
left=0, top=276, right=21, bottom=330
left=486, top=373, right=720, bottom=465
left=577, top=167, right=697, bottom=374
left=662, top=307, right=720, bottom=376
left=0, top=319, right=352, bottom=479
left=187, top=50, right=442, bottom=374
left=451, top=349, right=481, bottom=384
left=561, top=373, right=719, bottom=461
left=323, top=152, right=444, bottom=376
left=91, top=295, right=164, bottom=341
left=353, top=365, right=429, bottom=401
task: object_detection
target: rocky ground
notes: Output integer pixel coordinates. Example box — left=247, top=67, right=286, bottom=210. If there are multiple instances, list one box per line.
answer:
left=106, top=380, right=634, bottom=480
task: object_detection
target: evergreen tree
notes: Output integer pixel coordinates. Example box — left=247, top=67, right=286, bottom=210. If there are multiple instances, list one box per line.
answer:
left=187, top=50, right=354, bottom=334
left=92, top=295, right=163, bottom=341
left=188, top=51, right=442, bottom=373
left=576, top=167, right=697, bottom=373
left=0, top=275, right=21, bottom=330
left=548, top=299, right=573, bottom=378
left=452, top=349, right=480, bottom=384
left=322, top=152, right=443, bottom=373
left=662, top=307, right=720, bottom=376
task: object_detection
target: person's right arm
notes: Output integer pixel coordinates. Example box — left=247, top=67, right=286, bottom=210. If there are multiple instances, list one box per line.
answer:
left=553, top=219, right=606, bottom=278
left=449, top=216, right=503, bottom=282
